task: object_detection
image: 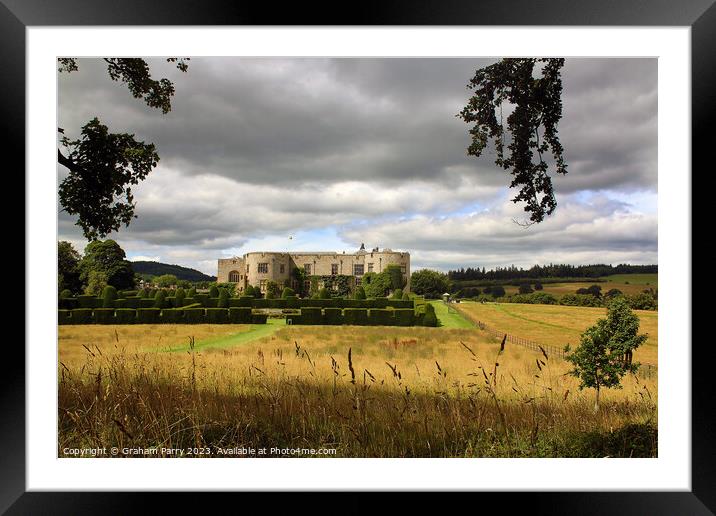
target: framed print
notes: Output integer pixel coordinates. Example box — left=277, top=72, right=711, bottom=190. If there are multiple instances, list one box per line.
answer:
left=6, top=0, right=711, bottom=512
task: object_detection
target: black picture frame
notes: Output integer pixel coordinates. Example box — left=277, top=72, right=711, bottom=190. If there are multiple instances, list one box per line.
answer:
left=6, top=0, right=709, bottom=513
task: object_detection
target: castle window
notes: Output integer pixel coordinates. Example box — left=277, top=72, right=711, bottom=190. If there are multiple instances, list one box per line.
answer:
left=259, top=280, right=267, bottom=292
left=331, top=264, right=338, bottom=275
left=401, top=265, right=406, bottom=274
left=280, top=264, right=285, bottom=274
left=353, top=264, right=364, bottom=276
left=229, top=270, right=240, bottom=282
left=258, top=263, right=269, bottom=274
left=367, top=263, right=373, bottom=273
left=304, top=264, right=311, bottom=275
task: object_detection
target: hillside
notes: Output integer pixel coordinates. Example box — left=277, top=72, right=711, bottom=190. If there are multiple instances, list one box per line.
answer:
left=131, top=261, right=216, bottom=282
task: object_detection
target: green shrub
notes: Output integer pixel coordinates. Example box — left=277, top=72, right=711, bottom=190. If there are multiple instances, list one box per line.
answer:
left=386, top=299, right=413, bottom=309
left=343, top=308, right=369, bottom=326
left=187, top=287, right=197, bottom=298
left=153, top=290, right=168, bottom=309
left=204, top=298, right=219, bottom=308
left=229, top=297, right=253, bottom=308
left=115, top=308, right=137, bottom=324
left=402, top=291, right=410, bottom=301
left=422, top=303, right=438, bottom=327
left=194, top=293, right=209, bottom=306
left=120, top=297, right=141, bottom=309
left=183, top=308, right=206, bottom=324
left=283, top=295, right=300, bottom=309
left=353, top=286, right=366, bottom=300
left=181, top=297, right=196, bottom=307
left=300, top=307, right=323, bottom=325
left=394, top=309, right=415, bottom=326
left=59, top=289, right=73, bottom=299
left=70, top=308, right=94, bottom=324
left=228, top=307, right=252, bottom=324
left=58, top=310, right=72, bottom=325
left=281, top=287, right=295, bottom=298
left=318, top=288, right=330, bottom=299
left=161, top=309, right=184, bottom=324
left=205, top=308, right=229, bottom=324
left=76, top=295, right=101, bottom=309
left=218, top=288, right=230, bottom=308
left=139, top=298, right=155, bottom=308
left=251, top=313, right=268, bottom=324
left=94, top=308, right=116, bottom=324
left=59, top=297, right=78, bottom=310
left=137, top=308, right=161, bottom=324
left=323, top=307, right=343, bottom=325
left=118, top=290, right=138, bottom=297
left=209, top=285, right=220, bottom=297
left=391, top=288, right=403, bottom=300
left=370, top=308, right=394, bottom=326
left=174, top=288, right=186, bottom=308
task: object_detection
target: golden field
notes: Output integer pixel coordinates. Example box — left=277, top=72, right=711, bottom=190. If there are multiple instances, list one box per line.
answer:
left=58, top=317, right=658, bottom=458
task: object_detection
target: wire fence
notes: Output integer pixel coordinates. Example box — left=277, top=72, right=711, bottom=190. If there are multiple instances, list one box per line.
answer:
left=453, top=304, right=658, bottom=380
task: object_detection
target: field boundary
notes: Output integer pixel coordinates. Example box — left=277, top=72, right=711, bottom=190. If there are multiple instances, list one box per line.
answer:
left=453, top=303, right=658, bottom=379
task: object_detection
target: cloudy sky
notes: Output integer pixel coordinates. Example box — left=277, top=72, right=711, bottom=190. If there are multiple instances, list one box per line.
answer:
left=58, top=58, right=657, bottom=276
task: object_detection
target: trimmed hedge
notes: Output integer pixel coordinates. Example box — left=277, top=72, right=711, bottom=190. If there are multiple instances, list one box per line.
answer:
left=183, top=308, right=206, bottom=324
left=115, top=309, right=137, bottom=324
left=71, top=308, right=94, bottom=324
left=59, top=297, right=78, bottom=310
left=323, top=307, right=343, bottom=325
left=137, top=308, right=161, bottom=324
left=161, top=309, right=184, bottom=324
left=94, top=308, right=116, bottom=324
left=229, top=307, right=252, bottom=324
left=205, top=308, right=229, bottom=324
left=251, top=313, right=268, bottom=324
left=300, top=307, right=323, bottom=325
left=229, top=297, right=253, bottom=308
left=369, top=308, right=395, bottom=326
left=343, top=308, right=369, bottom=326
left=76, top=295, right=101, bottom=309
left=394, top=309, right=415, bottom=326
left=58, top=309, right=72, bottom=325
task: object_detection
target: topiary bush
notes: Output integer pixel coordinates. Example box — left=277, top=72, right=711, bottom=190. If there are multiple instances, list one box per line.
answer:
left=281, top=287, right=295, bottom=298
left=369, top=308, right=394, bottom=326
left=391, top=288, right=403, bottom=300
left=228, top=307, right=252, bottom=324
left=323, top=307, right=343, bottom=325
left=59, top=289, right=73, bottom=300
left=183, top=308, right=205, bottom=324
left=153, top=290, right=167, bottom=309
left=422, top=303, right=438, bottom=327
left=70, top=308, right=94, bottom=324
left=353, top=286, right=366, bottom=300
left=205, top=308, right=229, bottom=324
left=218, top=288, right=230, bottom=308
left=94, top=308, right=116, bottom=324
left=58, top=310, right=72, bottom=325
left=251, top=313, right=268, bottom=324
left=115, top=308, right=137, bottom=324
left=343, top=308, right=368, bottom=326
left=76, top=295, right=101, bottom=309
left=209, top=285, right=220, bottom=298
left=137, top=308, right=161, bottom=324
left=174, top=288, right=186, bottom=308
left=161, top=309, right=184, bottom=324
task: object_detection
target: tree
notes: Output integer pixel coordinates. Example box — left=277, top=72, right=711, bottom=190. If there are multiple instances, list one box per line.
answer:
left=58, top=58, right=189, bottom=240
left=409, top=269, right=450, bottom=299
left=402, top=291, right=410, bottom=301
left=84, top=270, right=108, bottom=296
left=384, top=264, right=406, bottom=291
left=101, top=285, right=118, bottom=308
left=156, top=274, right=178, bottom=288
left=518, top=283, right=533, bottom=294
left=218, top=288, right=230, bottom=308
left=153, top=289, right=167, bottom=309
left=458, top=58, right=567, bottom=224
left=174, top=287, right=186, bottom=308
left=58, top=241, right=82, bottom=293
left=565, top=297, right=647, bottom=409
left=78, top=239, right=135, bottom=291
left=353, top=285, right=366, bottom=300
left=362, top=272, right=392, bottom=298
left=534, top=281, right=543, bottom=291
left=266, top=281, right=281, bottom=299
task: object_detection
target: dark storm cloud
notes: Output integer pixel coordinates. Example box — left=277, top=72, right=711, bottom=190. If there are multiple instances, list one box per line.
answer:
left=57, top=57, right=657, bottom=273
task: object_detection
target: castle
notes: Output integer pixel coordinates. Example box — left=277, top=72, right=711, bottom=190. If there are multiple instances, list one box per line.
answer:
left=217, top=244, right=410, bottom=295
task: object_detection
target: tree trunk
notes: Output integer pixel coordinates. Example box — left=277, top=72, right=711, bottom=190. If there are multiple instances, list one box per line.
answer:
left=594, top=386, right=600, bottom=412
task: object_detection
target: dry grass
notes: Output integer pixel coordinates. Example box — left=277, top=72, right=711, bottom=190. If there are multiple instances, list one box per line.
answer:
left=455, top=302, right=658, bottom=364
left=58, top=323, right=657, bottom=458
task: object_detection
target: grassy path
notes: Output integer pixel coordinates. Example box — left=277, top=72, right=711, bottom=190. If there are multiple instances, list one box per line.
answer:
left=164, top=318, right=285, bottom=353
left=429, top=301, right=476, bottom=329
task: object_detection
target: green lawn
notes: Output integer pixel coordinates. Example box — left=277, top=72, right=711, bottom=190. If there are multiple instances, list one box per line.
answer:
left=166, top=317, right=285, bottom=352
left=429, top=301, right=476, bottom=329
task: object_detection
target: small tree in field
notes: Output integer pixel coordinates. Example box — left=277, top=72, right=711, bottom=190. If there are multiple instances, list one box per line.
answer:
left=565, top=297, right=647, bottom=410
